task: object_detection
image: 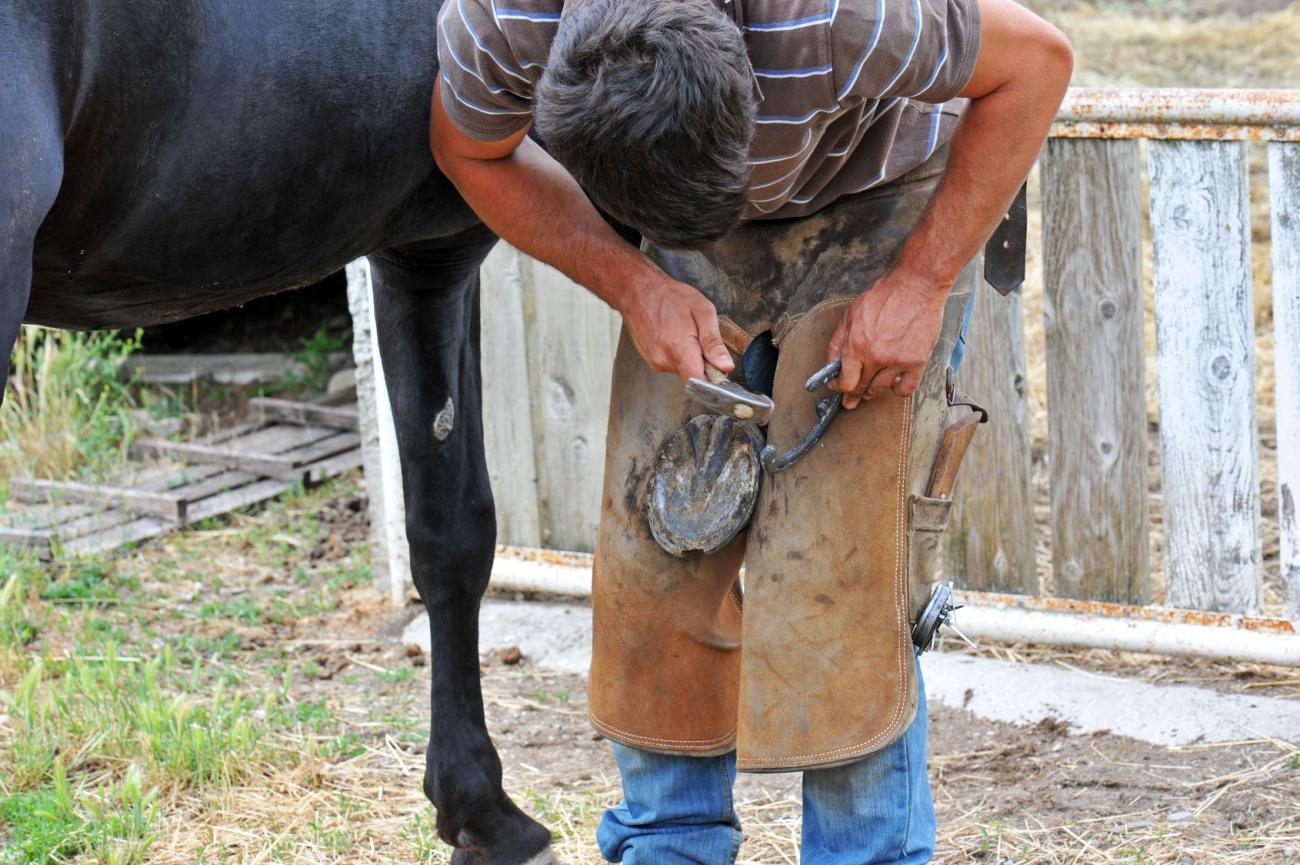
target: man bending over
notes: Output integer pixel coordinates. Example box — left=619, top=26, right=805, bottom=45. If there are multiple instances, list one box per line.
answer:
left=431, top=0, right=1070, bottom=861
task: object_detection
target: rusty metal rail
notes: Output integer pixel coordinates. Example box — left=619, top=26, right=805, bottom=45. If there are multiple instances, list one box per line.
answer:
left=483, top=548, right=1300, bottom=666
left=1054, top=87, right=1300, bottom=141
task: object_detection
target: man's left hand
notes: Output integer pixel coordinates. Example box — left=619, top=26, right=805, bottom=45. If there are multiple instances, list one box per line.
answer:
left=827, top=271, right=950, bottom=409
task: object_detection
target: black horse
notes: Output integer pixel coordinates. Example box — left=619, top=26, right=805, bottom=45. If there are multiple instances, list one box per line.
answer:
left=3, top=1, right=556, bottom=862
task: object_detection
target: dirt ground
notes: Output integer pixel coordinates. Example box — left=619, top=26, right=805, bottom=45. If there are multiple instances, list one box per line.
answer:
left=15, top=472, right=1277, bottom=865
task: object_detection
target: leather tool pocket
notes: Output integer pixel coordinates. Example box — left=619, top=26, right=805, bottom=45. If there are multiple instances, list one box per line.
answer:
left=907, top=494, right=953, bottom=624
left=906, top=407, right=982, bottom=624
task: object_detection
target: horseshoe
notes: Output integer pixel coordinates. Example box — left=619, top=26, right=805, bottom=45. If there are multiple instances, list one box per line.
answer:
left=759, top=360, right=842, bottom=474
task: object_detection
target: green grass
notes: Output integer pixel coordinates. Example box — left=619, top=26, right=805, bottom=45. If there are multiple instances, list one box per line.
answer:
left=0, top=571, right=39, bottom=652
left=39, top=560, right=123, bottom=605
left=401, top=813, right=452, bottom=864
left=5, top=645, right=279, bottom=790
left=0, top=462, right=383, bottom=861
left=0, top=327, right=142, bottom=488
left=0, top=555, right=343, bottom=864
left=0, top=761, right=159, bottom=865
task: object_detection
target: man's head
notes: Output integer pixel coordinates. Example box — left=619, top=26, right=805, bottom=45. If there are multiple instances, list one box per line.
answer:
left=536, top=0, right=755, bottom=249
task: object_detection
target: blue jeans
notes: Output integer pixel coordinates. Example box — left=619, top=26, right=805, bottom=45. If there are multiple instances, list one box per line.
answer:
left=597, top=665, right=935, bottom=865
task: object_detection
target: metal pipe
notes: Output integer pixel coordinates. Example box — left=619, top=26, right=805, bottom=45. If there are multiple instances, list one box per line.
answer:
left=1053, top=87, right=1300, bottom=142
left=491, top=546, right=596, bottom=598
left=488, top=547, right=1300, bottom=667
left=951, top=602, right=1300, bottom=668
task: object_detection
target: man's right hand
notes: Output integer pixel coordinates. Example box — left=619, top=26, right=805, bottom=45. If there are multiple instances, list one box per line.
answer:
left=615, top=275, right=735, bottom=382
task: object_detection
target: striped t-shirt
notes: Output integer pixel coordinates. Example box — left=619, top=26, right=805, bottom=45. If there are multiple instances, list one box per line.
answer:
left=437, top=0, right=981, bottom=220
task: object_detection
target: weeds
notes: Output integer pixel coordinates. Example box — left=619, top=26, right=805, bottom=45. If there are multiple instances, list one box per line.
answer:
left=402, top=812, right=451, bottom=864
left=0, top=327, right=142, bottom=487
left=39, top=559, right=121, bottom=605
left=280, top=327, right=345, bottom=395
left=0, top=570, right=38, bottom=652
left=5, top=646, right=279, bottom=790
left=0, top=761, right=159, bottom=865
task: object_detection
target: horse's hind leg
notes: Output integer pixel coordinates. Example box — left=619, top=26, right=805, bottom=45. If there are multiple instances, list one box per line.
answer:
left=370, top=227, right=554, bottom=865
left=0, top=59, right=63, bottom=398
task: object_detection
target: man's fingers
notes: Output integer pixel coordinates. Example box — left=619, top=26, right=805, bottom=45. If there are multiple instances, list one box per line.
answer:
left=835, top=356, right=866, bottom=409
left=893, top=369, right=923, bottom=397
left=827, top=321, right=849, bottom=366
left=692, top=306, right=734, bottom=375
left=674, top=339, right=706, bottom=381
left=866, top=367, right=906, bottom=398
left=834, top=355, right=863, bottom=395
left=696, top=318, right=738, bottom=377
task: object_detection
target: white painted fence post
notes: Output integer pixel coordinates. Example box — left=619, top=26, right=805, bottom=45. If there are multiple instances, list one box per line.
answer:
left=346, top=258, right=410, bottom=605
left=346, top=260, right=391, bottom=594
left=1148, top=140, right=1261, bottom=614
left=1270, top=142, right=1300, bottom=622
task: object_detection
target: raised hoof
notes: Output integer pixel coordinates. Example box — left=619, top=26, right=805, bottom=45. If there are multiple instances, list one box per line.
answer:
left=647, top=413, right=763, bottom=557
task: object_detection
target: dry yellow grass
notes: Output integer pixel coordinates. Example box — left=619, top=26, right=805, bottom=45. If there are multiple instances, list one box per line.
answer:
left=1044, top=3, right=1300, bottom=89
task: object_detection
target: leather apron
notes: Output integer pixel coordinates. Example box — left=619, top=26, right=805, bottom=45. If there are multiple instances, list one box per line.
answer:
left=587, top=150, right=979, bottom=771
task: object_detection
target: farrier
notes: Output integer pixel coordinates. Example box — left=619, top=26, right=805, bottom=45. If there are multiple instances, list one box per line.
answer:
left=430, top=0, right=1072, bottom=862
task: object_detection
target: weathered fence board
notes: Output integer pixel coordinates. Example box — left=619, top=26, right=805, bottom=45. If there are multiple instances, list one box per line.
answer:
left=1270, top=142, right=1300, bottom=622
left=1148, top=140, right=1260, bottom=614
left=947, top=280, right=1037, bottom=594
left=1042, top=138, right=1150, bottom=603
left=480, top=244, right=543, bottom=548
left=520, top=253, right=621, bottom=551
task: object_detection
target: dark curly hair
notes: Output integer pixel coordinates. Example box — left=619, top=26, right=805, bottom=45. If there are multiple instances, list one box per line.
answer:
left=536, top=0, right=755, bottom=248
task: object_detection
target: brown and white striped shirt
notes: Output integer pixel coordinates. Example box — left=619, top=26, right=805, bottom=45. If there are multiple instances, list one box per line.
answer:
left=437, top=0, right=981, bottom=220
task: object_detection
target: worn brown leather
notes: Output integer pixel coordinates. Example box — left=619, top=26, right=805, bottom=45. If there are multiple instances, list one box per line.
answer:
left=736, top=301, right=917, bottom=771
left=588, top=333, right=745, bottom=755
left=588, top=148, right=983, bottom=768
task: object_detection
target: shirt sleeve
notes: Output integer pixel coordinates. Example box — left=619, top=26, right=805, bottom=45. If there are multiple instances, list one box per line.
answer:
left=830, top=0, right=982, bottom=105
left=436, top=0, right=536, bottom=141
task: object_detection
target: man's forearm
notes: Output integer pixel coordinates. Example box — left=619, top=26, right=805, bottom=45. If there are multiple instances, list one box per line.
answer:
left=893, top=9, right=1073, bottom=293
left=436, top=135, right=654, bottom=313
left=825, top=0, right=1071, bottom=404
left=430, top=92, right=735, bottom=380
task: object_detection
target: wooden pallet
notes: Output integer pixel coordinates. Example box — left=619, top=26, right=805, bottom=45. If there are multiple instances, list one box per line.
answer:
left=0, top=396, right=362, bottom=561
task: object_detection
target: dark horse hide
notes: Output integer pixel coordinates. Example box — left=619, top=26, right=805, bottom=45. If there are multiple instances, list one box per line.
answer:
left=3, top=1, right=567, bottom=862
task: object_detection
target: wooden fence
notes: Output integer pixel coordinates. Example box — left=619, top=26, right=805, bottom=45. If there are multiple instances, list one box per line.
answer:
left=458, top=88, right=1298, bottom=621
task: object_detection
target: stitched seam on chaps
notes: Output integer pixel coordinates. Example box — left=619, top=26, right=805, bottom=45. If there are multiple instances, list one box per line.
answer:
left=587, top=713, right=739, bottom=750
left=735, top=296, right=916, bottom=769
left=739, top=396, right=914, bottom=767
